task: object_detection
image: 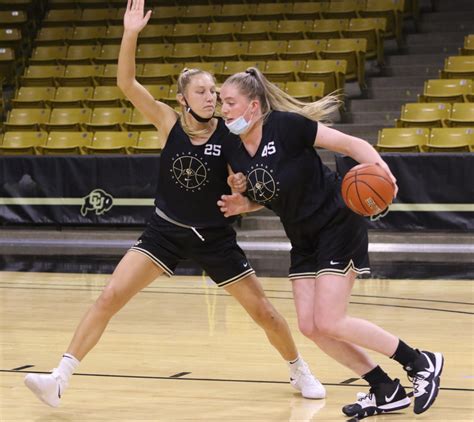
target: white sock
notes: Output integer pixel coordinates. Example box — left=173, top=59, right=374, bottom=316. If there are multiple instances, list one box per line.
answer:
left=52, top=353, right=80, bottom=384
left=288, top=354, right=302, bottom=371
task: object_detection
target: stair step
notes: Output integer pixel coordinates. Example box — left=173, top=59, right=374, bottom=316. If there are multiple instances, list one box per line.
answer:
left=368, top=76, right=428, bottom=88
left=401, top=44, right=460, bottom=55
left=367, top=86, right=419, bottom=100
left=386, top=54, right=446, bottom=66
left=419, top=21, right=474, bottom=33
left=383, top=64, right=440, bottom=78
left=420, top=10, right=474, bottom=22
left=240, top=216, right=284, bottom=231
left=432, top=0, right=474, bottom=12
left=346, top=111, right=399, bottom=125
left=349, top=99, right=409, bottom=112
left=406, top=32, right=467, bottom=45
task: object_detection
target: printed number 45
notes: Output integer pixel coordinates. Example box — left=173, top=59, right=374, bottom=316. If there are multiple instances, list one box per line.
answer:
left=204, top=144, right=221, bottom=156
left=262, top=141, right=276, bottom=157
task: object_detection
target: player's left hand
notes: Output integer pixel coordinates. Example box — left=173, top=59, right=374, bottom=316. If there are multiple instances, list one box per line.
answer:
left=217, top=193, right=249, bottom=217
left=227, top=172, right=247, bottom=193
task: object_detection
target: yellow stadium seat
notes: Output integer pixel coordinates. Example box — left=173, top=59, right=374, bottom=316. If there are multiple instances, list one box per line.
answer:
left=85, top=107, right=132, bottom=131
left=83, top=131, right=138, bottom=154
left=269, top=20, right=313, bottom=41
left=149, top=6, right=181, bottom=24
left=426, top=128, right=474, bottom=152
left=96, top=63, right=143, bottom=86
left=263, top=60, right=305, bottom=82
left=460, top=34, right=474, bottom=56
left=128, top=131, right=167, bottom=154
left=80, top=8, right=117, bottom=26
left=447, top=103, right=474, bottom=127
left=143, top=84, right=170, bottom=101
left=201, top=22, right=241, bottom=43
left=160, top=84, right=179, bottom=107
left=235, top=20, right=278, bottom=42
left=86, top=86, right=128, bottom=108
left=419, top=79, right=472, bottom=103
left=69, top=26, right=107, bottom=45
left=359, top=0, right=404, bottom=47
left=138, top=24, right=173, bottom=44
left=4, top=108, right=51, bottom=131
left=440, top=56, right=474, bottom=79
left=0, top=131, right=46, bottom=155
left=285, top=81, right=325, bottom=102
left=376, top=128, right=429, bottom=152
left=43, top=107, right=92, bottom=131
left=166, top=23, right=208, bottom=44
left=184, top=61, right=224, bottom=76
left=203, top=41, right=248, bottom=62
left=241, top=40, right=287, bottom=61
left=306, top=19, right=349, bottom=39
left=29, top=45, right=68, bottom=65
left=60, top=45, right=100, bottom=65
left=167, top=43, right=211, bottom=63
left=0, top=47, right=15, bottom=83
left=43, top=9, right=82, bottom=26
left=343, top=17, right=387, bottom=64
left=396, top=103, right=451, bottom=128
left=136, top=43, right=174, bottom=64
left=138, top=63, right=182, bottom=85
left=48, top=86, right=93, bottom=108
left=286, top=2, right=324, bottom=20
left=216, top=60, right=266, bottom=82
left=320, top=38, right=367, bottom=88
left=0, top=10, right=29, bottom=35
left=0, top=28, right=22, bottom=54
left=298, top=59, right=347, bottom=95
left=102, top=25, right=125, bottom=44
left=322, top=0, right=364, bottom=19
left=11, top=86, right=56, bottom=108
left=37, top=131, right=92, bottom=154
left=214, top=4, right=256, bottom=22
left=56, top=64, right=104, bottom=87
left=34, top=26, right=72, bottom=46
left=20, top=65, right=65, bottom=86
left=123, top=108, right=155, bottom=131
left=180, top=5, right=222, bottom=23
left=281, top=39, right=327, bottom=60
left=47, top=0, right=76, bottom=8
left=249, top=3, right=292, bottom=21
left=93, top=44, right=121, bottom=65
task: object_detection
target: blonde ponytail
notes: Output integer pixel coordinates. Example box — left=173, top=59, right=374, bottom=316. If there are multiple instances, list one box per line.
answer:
left=222, top=67, right=342, bottom=125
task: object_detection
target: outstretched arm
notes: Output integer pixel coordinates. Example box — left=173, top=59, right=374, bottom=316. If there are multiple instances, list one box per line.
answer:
left=315, top=123, right=398, bottom=195
left=117, top=0, right=177, bottom=134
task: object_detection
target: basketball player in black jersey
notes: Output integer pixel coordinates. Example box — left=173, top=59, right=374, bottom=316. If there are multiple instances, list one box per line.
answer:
left=23, top=0, right=324, bottom=407
left=217, top=67, right=444, bottom=419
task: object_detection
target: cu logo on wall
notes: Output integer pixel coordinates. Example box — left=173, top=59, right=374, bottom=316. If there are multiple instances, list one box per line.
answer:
left=81, top=189, right=114, bottom=216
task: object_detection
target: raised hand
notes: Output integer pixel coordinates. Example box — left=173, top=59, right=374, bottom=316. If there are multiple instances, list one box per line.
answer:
left=227, top=172, right=247, bottom=193
left=124, top=0, right=152, bottom=34
left=217, top=193, right=250, bottom=218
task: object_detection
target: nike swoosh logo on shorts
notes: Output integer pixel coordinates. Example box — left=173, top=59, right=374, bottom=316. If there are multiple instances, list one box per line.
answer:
left=385, top=383, right=399, bottom=402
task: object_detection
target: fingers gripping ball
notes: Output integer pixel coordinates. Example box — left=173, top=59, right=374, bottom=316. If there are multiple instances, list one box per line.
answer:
left=341, top=163, right=395, bottom=217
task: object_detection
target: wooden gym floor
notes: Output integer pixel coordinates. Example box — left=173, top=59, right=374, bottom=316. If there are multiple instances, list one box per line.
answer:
left=0, top=271, right=473, bottom=421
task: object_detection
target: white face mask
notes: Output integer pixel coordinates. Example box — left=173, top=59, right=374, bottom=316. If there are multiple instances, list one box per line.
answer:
left=225, top=104, right=252, bottom=135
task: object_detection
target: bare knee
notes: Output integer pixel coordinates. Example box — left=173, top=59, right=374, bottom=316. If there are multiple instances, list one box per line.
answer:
left=94, top=284, right=125, bottom=317
left=315, top=317, right=343, bottom=339
left=251, top=300, right=282, bottom=331
left=297, top=318, right=317, bottom=339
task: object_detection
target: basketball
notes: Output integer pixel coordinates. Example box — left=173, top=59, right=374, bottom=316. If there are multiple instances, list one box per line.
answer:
left=341, top=163, right=395, bottom=217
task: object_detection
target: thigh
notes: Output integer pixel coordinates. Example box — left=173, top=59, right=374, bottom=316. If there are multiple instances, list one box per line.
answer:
left=291, top=278, right=317, bottom=322
left=103, top=250, right=165, bottom=307
left=225, top=274, right=271, bottom=315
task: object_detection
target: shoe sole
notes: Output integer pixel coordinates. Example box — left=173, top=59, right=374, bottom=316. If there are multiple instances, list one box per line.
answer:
left=343, top=397, right=411, bottom=418
left=414, top=353, right=444, bottom=414
left=24, top=375, right=60, bottom=408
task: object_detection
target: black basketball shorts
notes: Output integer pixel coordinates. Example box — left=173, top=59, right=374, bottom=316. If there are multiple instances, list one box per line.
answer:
left=129, top=212, right=255, bottom=287
left=286, top=206, right=370, bottom=281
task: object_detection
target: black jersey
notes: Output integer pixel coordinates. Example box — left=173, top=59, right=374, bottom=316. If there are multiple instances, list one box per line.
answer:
left=223, top=111, right=340, bottom=225
left=155, top=117, right=235, bottom=228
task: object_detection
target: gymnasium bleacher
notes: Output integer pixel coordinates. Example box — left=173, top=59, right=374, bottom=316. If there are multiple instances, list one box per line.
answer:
left=0, top=0, right=472, bottom=279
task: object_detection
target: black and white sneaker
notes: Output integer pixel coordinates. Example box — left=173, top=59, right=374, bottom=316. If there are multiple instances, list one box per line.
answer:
left=342, top=379, right=411, bottom=419
left=405, top=350, right=444, bottom=414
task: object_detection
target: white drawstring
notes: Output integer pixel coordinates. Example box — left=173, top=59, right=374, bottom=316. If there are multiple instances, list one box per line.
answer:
left=155, top=207, right=205, bottom=242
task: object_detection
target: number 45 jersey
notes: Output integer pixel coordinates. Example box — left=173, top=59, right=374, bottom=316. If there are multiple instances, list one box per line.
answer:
left=155, top=117, right=235, bottom=227
left=222, top=111, right=339, bottom=225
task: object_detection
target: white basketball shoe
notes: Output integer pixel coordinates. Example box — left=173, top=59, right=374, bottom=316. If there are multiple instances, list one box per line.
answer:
left=24, top=371, right=66, bottom=407
left=290, top=360, right=326, bottom=399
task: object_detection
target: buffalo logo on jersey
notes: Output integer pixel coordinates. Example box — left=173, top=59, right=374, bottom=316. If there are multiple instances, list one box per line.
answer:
left=170, top=152, right=211, bottom=192
left=81, top=189, right=114, bottom=216
left=247, top=164, right=280, bottom=204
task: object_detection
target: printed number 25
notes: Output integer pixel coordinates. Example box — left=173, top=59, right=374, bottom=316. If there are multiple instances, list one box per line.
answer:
left=262, top=141, right=276, bottom=157
left=204, top=144, right=221, bottom=156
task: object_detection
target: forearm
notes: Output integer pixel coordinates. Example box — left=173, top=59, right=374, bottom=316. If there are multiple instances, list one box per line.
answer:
left=117, top=30, right=139, bottom=92
left=345, top=136, right=385, bottom=165
left=246, top=198, right=264, bottom=213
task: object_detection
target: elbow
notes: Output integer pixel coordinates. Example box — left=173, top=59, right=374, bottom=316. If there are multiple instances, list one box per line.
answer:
left=117, top=78, right=133, bottom=95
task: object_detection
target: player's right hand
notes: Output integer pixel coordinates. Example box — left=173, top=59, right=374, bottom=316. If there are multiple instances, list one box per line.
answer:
left=124, top=0, right=152, bottom=34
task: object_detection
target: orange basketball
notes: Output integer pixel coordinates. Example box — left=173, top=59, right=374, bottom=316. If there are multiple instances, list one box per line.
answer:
left=341, top=163, right=395, bottom=217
